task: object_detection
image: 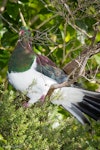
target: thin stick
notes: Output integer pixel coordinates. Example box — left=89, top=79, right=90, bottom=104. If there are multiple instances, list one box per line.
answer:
left=0, top=14, right=18, bottom=33
left=19, top=8, right=27, bottom=27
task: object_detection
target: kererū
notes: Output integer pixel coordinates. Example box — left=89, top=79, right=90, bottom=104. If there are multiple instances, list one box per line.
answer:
left=8, top=27, right=100, bottom=125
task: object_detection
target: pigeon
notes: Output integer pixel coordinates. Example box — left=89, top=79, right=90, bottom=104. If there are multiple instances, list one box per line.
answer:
left=8, top=27, right=100, bottom=125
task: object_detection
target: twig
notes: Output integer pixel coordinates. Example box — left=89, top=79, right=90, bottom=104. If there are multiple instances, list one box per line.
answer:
left=46, top=76, right=78, bottom=98
left=46, top=43, right=100, bottom=98
left=29, top=15, right=39, bottom=26
left=36, top=14, right=58, bottom=29
left=60, top=0, right=74, bottom=19
left=0, top=14, right=18, bottom=33
left=19, top=8, right=27, bottom=27
left=68, top=21, right=92, bottom=38
left=62, top=22, right=67, bottom=63
left=63, top=25, right=100, bottom=75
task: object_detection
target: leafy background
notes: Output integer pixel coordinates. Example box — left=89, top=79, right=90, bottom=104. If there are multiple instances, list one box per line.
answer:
left=0, top=0, right=100, bottom=149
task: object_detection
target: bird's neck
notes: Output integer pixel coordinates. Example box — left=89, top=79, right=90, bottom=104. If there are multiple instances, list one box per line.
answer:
left=20, top=38, right=33, bottom=53
left=8, top=39, right=35, bottom=73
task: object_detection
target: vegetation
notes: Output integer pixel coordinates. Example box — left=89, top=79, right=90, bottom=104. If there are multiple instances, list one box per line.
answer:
left=0, top=0, right=100, bottom=149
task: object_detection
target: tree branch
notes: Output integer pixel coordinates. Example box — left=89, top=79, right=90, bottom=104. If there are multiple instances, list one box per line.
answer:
left=63, top=23, right=100, bottom=76
left=0, top=14, right=18, bottom=33
left=19, top=8, right=27, bottom=27
left=46, top=25, right=100, bottom=98
left=63, top=43, right=100, bottom=75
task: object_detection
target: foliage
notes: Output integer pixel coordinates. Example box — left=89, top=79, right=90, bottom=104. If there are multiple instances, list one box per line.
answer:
left=0, top=0, right=100, bottom=149
left=0, top=83, right=100, bottom=150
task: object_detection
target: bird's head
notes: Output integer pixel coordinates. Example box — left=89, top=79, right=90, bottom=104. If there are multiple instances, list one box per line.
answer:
left=18, top=26, right=33, bottom=52
left=19, top=26, right=32, bottom=42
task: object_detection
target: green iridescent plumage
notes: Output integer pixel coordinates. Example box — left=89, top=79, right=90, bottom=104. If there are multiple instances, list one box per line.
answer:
left=8, top=27, right=35, bottom=72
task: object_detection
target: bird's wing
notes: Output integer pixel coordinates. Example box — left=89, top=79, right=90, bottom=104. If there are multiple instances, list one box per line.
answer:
left=35, top=54, right=68, bottom=83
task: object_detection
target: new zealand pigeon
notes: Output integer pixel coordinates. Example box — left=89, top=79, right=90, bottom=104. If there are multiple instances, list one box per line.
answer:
left=8, top=27, right=100, bottom=125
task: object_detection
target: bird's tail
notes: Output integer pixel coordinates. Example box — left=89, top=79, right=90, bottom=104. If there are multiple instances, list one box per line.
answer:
left=51, top=87, right=100, bottom=125
left=76, top=89, right=100, bottom=121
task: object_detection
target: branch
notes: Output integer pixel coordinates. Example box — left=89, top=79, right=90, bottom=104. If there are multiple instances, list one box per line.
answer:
left=46, top=25, right=100, bottom=98
left=0, top=14, right=18, bottom=33
left=46, top=77, right=78, bottom=98
left=46, top=43, right=100, bottom=98
left=63, top=22, right=100, bottom=76
left=19, top=8, right=27, bottom=27
left=36, top=14, right=58, bottom=29
left=63, top=42, right=100, bottom=75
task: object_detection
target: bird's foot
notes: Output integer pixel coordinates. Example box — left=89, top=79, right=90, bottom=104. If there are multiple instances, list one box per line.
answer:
left=23, top=102, right=30, bottom=108
left=22, top=95, right=46, bottom=107
left=39, top=95, right=45, bottom=103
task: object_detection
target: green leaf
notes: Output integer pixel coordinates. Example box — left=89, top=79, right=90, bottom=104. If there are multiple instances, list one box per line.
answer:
left=94, top=54, right=100, bottom=65
left=1, top=31, right=18, bottom=47
left=0, top=49, right=10, bottom=70
left=7, top=2, right=19, bottom=19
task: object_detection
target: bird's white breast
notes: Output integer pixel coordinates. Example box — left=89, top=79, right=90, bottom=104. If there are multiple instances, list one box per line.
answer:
left=8, top=68, right=36, bottom=92
left=8, top=59, right=57, bottom=103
